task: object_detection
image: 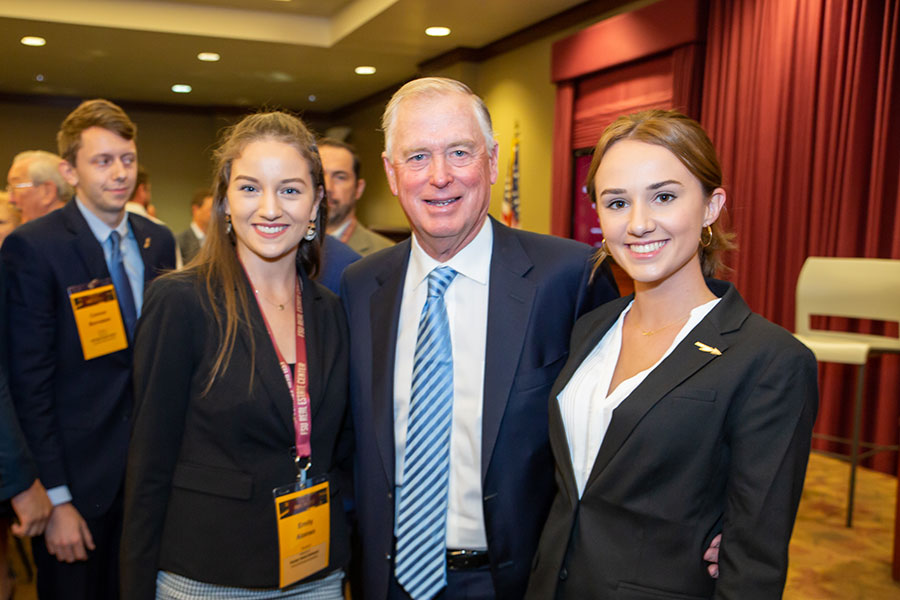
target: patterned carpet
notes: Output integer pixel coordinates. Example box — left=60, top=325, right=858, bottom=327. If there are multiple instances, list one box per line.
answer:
left=785, top=453, right=899, bottom=599
left=4, top=453, right=899, bottom=599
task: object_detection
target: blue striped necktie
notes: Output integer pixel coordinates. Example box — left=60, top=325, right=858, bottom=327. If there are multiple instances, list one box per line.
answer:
left=108, top=230, right=137, bottom=340
left=395, top=266, right=458, bottom=600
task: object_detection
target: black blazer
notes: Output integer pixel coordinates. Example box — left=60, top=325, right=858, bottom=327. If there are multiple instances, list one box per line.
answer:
left=0, top=273, right=37, bottom=502
left=341, top=218, right=618, bottom=599
left=525, top=280, right=818, bottom=600
left=1, top=201, right=175, bottom=518
left=120, top=267, right=352, bottom=599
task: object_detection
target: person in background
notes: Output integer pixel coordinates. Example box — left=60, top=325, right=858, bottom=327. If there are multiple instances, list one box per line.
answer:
left=6, top=150, right=70, bottom=223
left=525, top=110, right=818, bottom=599
left=0, top=190, right=51, bottom=600
left=176, top=188, right=213, bottom=264
left=125, top=166, right=166, bottom=225
left=1, top=98, right=176, bottom=600
left=0, top=193, right=20, bottom=246
left=320, top=138, right=394, bottom=256
left=121, top=111, right=351, bottom=600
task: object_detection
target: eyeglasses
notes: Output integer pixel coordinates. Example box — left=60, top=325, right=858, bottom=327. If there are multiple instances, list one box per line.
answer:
left=6, top=181, right=35, bottom=194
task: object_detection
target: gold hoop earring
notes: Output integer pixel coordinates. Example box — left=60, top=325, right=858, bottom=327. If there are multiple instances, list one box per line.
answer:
left=304, top=220, right=317, bottom=241
left=699, top=225, right=713, bottom=248
left=599, top=237, right=608, bottom=254
left=224, top=214, right=232, bottom=235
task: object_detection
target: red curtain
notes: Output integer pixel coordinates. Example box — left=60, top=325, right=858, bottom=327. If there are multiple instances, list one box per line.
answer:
left=701, top=0, right=900, bottom=474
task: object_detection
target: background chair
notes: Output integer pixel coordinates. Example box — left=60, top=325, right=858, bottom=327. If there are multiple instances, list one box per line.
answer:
left=793, top=257, right=900, bottom=526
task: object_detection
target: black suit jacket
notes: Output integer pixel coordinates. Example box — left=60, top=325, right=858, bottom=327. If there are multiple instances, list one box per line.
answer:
left=340, top=218, right=618, bottom=599
left=1, top=201, right=175, bottom=518
left=525, top=280, right=818, bottom=600
left=121, top=267, right=352, bottom=599
left=0, top=273, right=37, bottom=502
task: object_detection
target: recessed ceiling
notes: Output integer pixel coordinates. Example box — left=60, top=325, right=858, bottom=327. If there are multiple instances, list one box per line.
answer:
left=0, top=0, right=606, bottom=113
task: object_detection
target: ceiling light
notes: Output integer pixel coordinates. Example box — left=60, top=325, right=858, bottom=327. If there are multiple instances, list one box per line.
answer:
left=35, top=74, right=44, bottom=82
left=21, top=36, right=46, bottom=47
left=197, top=52, right=220, bottom=62
left=308, top=94, right=317, bottom=102
left=425, top=27, right=451, bottom=37
left=355, top=66, right=376, bottom=75
left=171, top=84, right=192, bottom=94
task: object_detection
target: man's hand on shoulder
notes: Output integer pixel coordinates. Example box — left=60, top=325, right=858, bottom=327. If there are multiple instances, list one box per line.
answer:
left=44, top=502, right=96, bottom=563
left=10, top=478, right=52, bottom=537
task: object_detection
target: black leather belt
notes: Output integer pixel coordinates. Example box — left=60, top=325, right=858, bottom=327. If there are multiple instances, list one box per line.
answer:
left=446, top=549, right=490, bottom=570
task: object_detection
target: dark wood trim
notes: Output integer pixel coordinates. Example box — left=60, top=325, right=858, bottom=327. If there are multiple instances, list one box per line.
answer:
left=0, top=92, right=337, bottom=123
left=326, top=81, right=410, bottom=121
left=417, top=0, right=636, bottom=73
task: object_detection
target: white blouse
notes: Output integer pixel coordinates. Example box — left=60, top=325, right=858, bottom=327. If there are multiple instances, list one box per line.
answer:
left=557, top=298, right=721, bottom=498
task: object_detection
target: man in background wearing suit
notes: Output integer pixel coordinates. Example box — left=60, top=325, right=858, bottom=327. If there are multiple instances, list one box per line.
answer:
left=321, top=137, right=395, bottom=256
left=341, top=77, right=618, bottom=600
left=1, top=99, right=176, bottom=600
left=176, top=188, right=213, bottom=264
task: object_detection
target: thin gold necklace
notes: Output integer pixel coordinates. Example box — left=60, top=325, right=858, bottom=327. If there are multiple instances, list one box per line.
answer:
left=254, top=288, right=290, bottom=311
left=638, top=312, right=692, bottom=336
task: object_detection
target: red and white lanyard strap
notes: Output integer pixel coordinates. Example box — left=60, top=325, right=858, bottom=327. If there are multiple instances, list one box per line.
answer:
left=247, top=270, right=312, bottom=482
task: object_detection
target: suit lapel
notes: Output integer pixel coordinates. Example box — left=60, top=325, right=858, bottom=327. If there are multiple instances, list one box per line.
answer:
left=583, top=283, right=747, bottom=492
left=481, top=221, right=536, bottom=479
left=239, top=275, right=296, bottom=439
left=369, top=243, right=410, bottom=487
left=127, top=214, right=161, bottom=284
left=548, top=297, right=631, bottom=507
left=62, top=201, right=110, bottom=282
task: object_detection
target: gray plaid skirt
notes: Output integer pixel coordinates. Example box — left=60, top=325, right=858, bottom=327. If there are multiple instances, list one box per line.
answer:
left=155, top=569, right=344, bottom=600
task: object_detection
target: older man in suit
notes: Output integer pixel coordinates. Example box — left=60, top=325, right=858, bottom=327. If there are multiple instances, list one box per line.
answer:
left=340, top=78, right=618, bottom=600
left=1, top=99, right=175, bottom=600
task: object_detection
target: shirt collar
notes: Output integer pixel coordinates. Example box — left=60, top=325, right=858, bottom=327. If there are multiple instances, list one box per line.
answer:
left=408, top=216, right=492, bottom=290
left=190, top=221, right=206, bottom=240
left=331, top=218, right=352, bottom=239
left=75, top=197, right=130, bottom=245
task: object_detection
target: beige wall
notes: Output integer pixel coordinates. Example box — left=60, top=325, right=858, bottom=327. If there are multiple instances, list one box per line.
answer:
left=0, top=100, right=223, bottom=233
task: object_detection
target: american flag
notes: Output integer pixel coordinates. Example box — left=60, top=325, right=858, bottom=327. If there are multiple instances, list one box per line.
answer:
left=502, top=124, right=520, bottom=228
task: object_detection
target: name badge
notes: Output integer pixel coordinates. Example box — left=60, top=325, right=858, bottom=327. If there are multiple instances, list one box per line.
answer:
left=273, top=477, right=330, bottom=588
left=67, top=280, right=128, bottom=360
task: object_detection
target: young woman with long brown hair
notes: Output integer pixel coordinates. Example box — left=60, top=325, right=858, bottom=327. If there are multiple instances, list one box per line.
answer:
left=121, top=111, right=351, bottom=599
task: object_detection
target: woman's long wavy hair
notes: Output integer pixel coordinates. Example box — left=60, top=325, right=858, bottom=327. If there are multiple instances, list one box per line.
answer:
left=186, top=111, right=326, bottom=393
left=587, top=109, right=736, bottom=278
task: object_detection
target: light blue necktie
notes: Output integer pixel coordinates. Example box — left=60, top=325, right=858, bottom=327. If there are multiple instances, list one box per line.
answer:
left=395, top=266, right=458, bottom=600
left=108, top=230, right=137, bottom=340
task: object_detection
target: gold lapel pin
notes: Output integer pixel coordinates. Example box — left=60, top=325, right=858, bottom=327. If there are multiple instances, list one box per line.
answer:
left=694, top=341, right=722, bottom=356
left=143, top=237, right=151, bottom=249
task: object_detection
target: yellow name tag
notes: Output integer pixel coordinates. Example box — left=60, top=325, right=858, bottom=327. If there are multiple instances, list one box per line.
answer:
left=273, top=478, right=330, bottom=588
left=68, top=282, right=128, bottom=360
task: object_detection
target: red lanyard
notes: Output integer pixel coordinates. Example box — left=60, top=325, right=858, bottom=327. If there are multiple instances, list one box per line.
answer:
left=245, top=269, right=312, bottom=473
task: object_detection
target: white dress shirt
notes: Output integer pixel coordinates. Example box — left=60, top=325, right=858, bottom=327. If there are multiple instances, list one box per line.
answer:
left=557, top=298, right=720, bottom=498
left=393, top=217, right=492, bottom=550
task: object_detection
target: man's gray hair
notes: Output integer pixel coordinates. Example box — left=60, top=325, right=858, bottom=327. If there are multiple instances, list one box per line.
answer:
left=13, top=150, right=73, bottom=200
left=382, top=77, right=494, bottom=158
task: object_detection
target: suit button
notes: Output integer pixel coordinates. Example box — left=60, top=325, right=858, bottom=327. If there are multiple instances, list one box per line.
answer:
left=387, top=492, right=393, bottom=500
left=559, top=567, right=568, bottom=580
left=385, top=553, right=392, bottom=560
